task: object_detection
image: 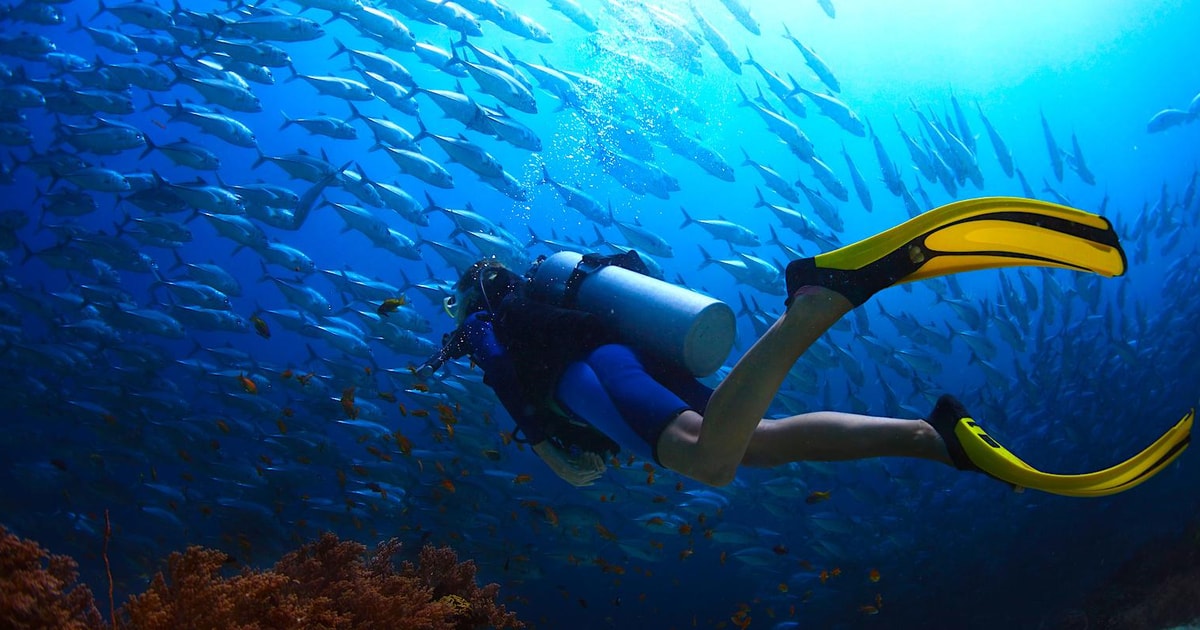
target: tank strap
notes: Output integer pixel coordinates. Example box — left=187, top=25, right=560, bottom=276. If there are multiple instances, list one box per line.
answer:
left=561, top=251, right=650, bottom=308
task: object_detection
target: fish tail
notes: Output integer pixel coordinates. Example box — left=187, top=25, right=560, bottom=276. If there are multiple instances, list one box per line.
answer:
left=735, top=83, right=751, bottom=107
left=679, top=206, right=694, bottom=229
left=753, top=186, right=768, bottom=207
left=740, top=147, right=753, bottom=167
left=139, top=135, right=156, bottom=159
left=328, top=38, right=347, bottom=60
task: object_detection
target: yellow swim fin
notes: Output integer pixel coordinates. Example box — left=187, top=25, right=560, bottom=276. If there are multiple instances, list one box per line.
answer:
left=953, top=410, right=1192, bottom=497
left=785, top=196, right=1127, bottom=307
left=930, top=395, right=1192, bottom=497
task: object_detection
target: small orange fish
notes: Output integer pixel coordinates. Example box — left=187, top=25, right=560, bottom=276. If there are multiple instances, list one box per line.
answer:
left=543, top=506, right=558, bottom=526
left=378, top=391, right=397, bottom=403
left=215, top=419, right=231, bottom=434
left=376, top=296, right=407, bottom=317
left=280, top=369, right=293, bottom=379
left=411, top=383, right=429, bottom=393
left=719, top=551, right=727, bottom=565
left=678, top=549, right=693, bottom=560
left=830, top=567, right=841, bottom=577
left=859, top=605, right=879, bottom=616
left=595, top=524, right=618, bottom=541
left=411, top=409, right=429, bottom=418
left=868, top=568, right=881, bottom=583
left=297, top=372, right=314, bottom=387
left=513, top=473, right=533, bottom=485
left=730, top=608, right=751, bottom=630
left=365, top=445, right=391, bottom=462
left=677, top=523, right=692, bottom=536
left=805, top=490, right=832, bottom=504
left=250, top=314, right=270, bottom=339
left=439, top=478, right=455, bottom=493
left=275, top=419, right=288, bottom=434
left=341, top=386, right=359, bottom=419
left=777, top=582, right=788, bottom=593
left=237, top=373, right=257, bottom=395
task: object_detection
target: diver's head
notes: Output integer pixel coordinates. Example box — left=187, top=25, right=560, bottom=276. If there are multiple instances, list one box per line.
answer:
left=443, top=259, right=521, bottom=325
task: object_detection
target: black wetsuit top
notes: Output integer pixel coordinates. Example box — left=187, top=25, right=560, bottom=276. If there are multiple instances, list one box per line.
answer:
left=457, top=292, right=619, bottom=445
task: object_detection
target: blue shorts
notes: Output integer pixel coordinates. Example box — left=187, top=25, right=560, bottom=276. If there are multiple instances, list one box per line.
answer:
left=555, top=344, right=714, bottom=464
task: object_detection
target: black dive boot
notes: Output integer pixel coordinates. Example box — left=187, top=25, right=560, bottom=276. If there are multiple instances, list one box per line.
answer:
left=926, top=394, right=983, bottom=473
left=783, top=256, right=905, bottom=309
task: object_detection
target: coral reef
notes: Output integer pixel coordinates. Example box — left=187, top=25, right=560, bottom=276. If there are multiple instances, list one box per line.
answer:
left=1081, top=519, right=1200, bottom=630
left=124, top=533, right=524, bottom=630
left=0, top=525, right=104, bottom=630
left=0, top=527, right=523, bottom=630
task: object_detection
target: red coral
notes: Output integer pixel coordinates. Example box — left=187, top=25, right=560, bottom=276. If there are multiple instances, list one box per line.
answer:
left=0, top=526, right=105, bottom=630
left=399, top=544, right=522, bottom=630
left=120, top=532, right=524, bottom=630
left=0, top=526, right=521, bottom=630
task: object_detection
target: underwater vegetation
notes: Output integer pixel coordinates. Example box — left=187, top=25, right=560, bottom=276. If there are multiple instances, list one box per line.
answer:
left=0, top=525, right=524, bottom=629
left=1078, top=518, right=1200, bottom=630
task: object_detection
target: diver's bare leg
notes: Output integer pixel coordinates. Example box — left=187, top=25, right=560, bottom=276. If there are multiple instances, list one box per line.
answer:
left=738, top=411, right=950, bottom=467
left=657, top=286, right=853, bottom=485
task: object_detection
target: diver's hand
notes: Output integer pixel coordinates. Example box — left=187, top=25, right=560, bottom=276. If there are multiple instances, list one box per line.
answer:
left=532, top=441, right=607, bottom=487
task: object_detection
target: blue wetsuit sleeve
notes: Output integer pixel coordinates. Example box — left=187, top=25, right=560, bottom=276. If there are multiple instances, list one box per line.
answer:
left=459, top=313, right=549, bottom=444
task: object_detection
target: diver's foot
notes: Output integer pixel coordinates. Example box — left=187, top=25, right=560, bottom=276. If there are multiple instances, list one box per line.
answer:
left=926, top=394, right=982, bottom=473
left=784, top=257, right=886, bottom=309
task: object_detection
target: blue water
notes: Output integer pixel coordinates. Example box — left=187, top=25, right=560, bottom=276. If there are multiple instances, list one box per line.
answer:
left=2, top=0, right=1199, bottom=628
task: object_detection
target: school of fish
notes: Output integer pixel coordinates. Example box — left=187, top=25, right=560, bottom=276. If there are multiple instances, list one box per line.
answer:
left=1, top=0, right=1199, bottom=627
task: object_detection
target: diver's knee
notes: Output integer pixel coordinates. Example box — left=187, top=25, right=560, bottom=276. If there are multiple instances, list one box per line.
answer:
left=688, top=465, right=737, bottom=487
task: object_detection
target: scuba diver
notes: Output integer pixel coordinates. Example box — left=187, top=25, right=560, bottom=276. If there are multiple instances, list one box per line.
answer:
left=418, top=197, right=1192, bottom=495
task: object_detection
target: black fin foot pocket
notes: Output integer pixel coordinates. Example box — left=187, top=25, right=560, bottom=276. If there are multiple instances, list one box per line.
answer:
left=784, top=257, right=891, bottom=309
left=927, top=394, right=982, bottom=473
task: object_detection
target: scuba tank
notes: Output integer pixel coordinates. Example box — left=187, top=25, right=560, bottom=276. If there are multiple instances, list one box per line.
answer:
left=527, top=251, right=735, bottom=377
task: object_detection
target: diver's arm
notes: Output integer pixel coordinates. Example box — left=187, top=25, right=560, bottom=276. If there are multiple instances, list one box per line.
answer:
left=454, top=312, right=553, bottom=443
left=457, top=312, right=609, bottom=486
left=531, top=441, right=607, bottom=487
